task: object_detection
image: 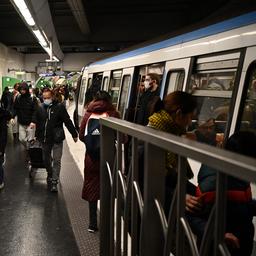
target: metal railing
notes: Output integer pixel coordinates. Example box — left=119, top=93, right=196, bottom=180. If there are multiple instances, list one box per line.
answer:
left=99, top=117, right=256, bottom=256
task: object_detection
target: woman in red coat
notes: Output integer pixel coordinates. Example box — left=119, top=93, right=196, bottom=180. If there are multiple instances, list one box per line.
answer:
left=79, top=91, right=119, bottom=232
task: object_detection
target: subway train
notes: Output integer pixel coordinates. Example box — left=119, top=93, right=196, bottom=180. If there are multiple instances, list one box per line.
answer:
left=74, top=11, right=256, bottom=146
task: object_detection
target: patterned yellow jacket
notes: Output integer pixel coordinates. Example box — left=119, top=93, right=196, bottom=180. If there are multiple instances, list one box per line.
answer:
left=148, top=109, right=186, bottom=173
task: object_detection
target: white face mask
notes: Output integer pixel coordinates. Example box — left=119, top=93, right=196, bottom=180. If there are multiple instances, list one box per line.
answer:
left=43, top=99, right=52, bottom=106
left=144, top=81, right=151, bottom=90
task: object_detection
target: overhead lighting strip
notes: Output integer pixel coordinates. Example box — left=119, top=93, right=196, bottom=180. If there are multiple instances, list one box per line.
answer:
left=11, top=0, right=59, bottom=62
left=13, top=0, right=35, bottom=26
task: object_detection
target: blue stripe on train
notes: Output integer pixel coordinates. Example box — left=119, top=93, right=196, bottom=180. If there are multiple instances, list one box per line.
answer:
left=91, top=11, right=256, bottom=66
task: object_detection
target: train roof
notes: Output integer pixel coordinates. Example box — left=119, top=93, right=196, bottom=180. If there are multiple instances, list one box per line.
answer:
left=90, top=11, right=256, bottom=67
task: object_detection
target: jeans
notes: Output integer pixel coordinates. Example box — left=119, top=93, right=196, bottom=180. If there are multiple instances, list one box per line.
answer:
left=0, top=153, right=4, bottom=184
left=42, top=142, right=63, bottom=182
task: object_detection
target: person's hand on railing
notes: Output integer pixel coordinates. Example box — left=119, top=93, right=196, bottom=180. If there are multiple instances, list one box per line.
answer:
left=185, top=194, right=203, bottom=213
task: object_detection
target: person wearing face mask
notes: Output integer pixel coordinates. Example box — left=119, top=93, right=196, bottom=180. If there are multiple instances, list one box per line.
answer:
left=13, top=82, right=38, bottom=148
left=136, top=73, right=160, bottom=126
left=35, top=88, right=78, bottom=192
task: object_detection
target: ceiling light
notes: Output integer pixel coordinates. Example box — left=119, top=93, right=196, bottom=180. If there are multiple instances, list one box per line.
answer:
left=13, top=0, right=35, bottom=26
left=32, top=30, right=48, bottom=47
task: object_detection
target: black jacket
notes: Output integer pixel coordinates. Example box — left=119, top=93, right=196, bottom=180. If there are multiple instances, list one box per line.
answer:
left=136, top=89, right=160, bottom=126
left=35, top=101, right=77, bottom=144
left=13, top=93, right=38, bottom=125
left=0, top=107, right=12, bottom=153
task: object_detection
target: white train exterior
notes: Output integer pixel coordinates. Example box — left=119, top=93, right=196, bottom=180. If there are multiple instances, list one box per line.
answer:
left=77, top=11, right=256, bottom=140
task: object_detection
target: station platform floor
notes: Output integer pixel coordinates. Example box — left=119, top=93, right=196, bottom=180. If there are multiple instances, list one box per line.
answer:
left=0, top=106, right=99, bottom=255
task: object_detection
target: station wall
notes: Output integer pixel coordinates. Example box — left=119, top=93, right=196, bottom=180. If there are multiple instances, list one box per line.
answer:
left=0, top=43, right=25, bottom=95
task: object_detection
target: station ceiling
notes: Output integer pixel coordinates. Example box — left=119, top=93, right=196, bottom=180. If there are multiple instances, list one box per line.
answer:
left=0, top=0, right=255, bottom=55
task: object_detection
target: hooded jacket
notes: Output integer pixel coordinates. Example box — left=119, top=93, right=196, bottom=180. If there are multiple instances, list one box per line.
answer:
left=79, top=99, right=119, bottom=201
left=35, top=101, right=77, bottom=144
left=13, top=84, right=38, bottom=125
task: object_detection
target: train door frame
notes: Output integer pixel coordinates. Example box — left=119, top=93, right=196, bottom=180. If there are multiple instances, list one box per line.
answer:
left=162, top=58, right=191, bottom=97
left=102, top=71, right=111, bottom=91
left=77, top=71, right=90, bottom=123
left=117, top=67, right=134, bottom=119
left=230, top=46, right=256, bottom=135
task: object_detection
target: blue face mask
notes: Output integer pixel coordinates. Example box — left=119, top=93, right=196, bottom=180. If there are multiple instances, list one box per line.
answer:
left=43, top=99, right=52, bottom=106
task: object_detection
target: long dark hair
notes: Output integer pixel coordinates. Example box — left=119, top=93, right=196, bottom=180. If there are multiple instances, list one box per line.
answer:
left=94, top=90, right=112, bottom=104
left=150, top=91, right=196, bottom=116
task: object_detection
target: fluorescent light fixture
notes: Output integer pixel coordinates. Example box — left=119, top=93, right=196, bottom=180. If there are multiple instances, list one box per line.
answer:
left=32, top=30, right=48, bottom=47
left=53, top=56, right=59, bottom=62
left=43, top=46, right=51, bottom=55
left=13, top=0, right=35, bottom=26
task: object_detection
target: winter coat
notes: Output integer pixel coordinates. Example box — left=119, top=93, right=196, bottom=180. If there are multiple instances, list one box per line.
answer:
left=0, top=107, right=12, bottom=153
left=79, top=100, right=120, bottom=201
left=136, top=89, right=160, bottom=125
left=13, top=93, right=38, bottom=125
left=35, top=101, right=77, bottom=144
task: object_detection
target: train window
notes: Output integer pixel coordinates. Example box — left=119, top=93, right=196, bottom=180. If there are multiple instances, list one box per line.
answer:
left=109, top=70, right=122, bottom=107
left=119, top=75, right=131, bottom=118
left=78, top=78, right=86, bottom=104
left=165, top=70, right=185, bottom=95
left=240, top=64, right=256, bottom=131
left=188, top=53, right=240, bottom=147
left=103, top=77, right=109, bottom=91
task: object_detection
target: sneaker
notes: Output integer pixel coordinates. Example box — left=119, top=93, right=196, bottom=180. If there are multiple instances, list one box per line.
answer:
left=50, top=181, right=58, bottom=193
left=0, top=182, right=4, bottom=190
left=88, top=226, right=98, bottom=233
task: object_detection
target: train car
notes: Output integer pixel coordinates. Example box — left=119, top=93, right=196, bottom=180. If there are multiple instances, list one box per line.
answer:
left=75, top=11, right=256, bottom=147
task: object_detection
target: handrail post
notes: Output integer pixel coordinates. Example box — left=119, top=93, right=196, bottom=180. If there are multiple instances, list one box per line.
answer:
left=100, top=124, right=116, bottom=256
left=176, top=156, right=187, bottom=255
left=140, top=142, right=165, bottom=256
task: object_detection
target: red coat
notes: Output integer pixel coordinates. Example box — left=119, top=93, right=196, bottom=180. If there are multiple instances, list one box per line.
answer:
left=79, top=100, right=119, bottom=201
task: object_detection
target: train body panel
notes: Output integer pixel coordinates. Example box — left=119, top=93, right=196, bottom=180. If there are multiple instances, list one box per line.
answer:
left=76, top=11, right=256, bottom=151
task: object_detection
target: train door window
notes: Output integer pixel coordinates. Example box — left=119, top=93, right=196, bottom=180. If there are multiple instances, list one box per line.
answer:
left=78, top=78, right=87, bottom=104
left=239, top=63, right=256, bottom=131
left=109, top=70, right=122, bottom=107
left=83, top=77, right=92, bottom=106
left=188, top=52, right=240, bottom=147
left=103, top=77, right=109, bottom=91
left=118, top=75, right=131, bottom=118
left=165, top=70, right=185, bottom=95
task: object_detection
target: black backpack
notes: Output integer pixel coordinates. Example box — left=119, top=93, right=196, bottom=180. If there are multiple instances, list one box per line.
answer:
left=84, top=112, right=108, bottom=160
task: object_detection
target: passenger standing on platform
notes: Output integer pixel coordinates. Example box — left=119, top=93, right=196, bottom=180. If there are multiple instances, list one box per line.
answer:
left=147, top=91, right=202, bottom=214
left=13, top=82, right=38, bottom=148
left=1, top=87, right=12, bottom=111
left=35, top=88, right=78, bottom=192
left=0, top=106, right=12, bottom=189
left=79, top=91, right=120, bottom=233
left=10, top=83, right=20, bottom=141
left=136, top=73, right=160, bottom=126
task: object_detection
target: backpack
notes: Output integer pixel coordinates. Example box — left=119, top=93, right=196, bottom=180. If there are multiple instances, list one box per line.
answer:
left=84, top=112, right=108, bottom=160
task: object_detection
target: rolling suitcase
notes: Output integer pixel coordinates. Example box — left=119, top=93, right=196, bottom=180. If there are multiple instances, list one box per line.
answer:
left=28, top=140, right=45, bottom=178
